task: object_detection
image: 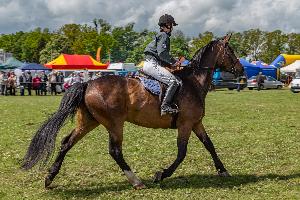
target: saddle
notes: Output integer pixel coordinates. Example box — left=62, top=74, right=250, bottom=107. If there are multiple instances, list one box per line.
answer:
left=136, top=69, right=181, bottom=103
left=136, top=57, right=188, bottom=103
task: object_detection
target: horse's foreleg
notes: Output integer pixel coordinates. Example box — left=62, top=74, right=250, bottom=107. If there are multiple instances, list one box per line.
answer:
left=45, top=108, right=98, bottom=188
left=192, top=122, right=230, bottom=176
left=153, top=125, right=191, bottom=182
left=108, top=126, right=145, bottom=189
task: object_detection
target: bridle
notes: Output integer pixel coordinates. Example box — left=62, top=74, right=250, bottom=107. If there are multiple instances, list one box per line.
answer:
left=191, top=40, right=240, bottom=75
left=217, top=41, right=240, bottom=75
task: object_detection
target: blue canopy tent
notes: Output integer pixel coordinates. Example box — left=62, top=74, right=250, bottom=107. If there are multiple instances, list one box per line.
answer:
left=18, top=63, right=52, bottom=71
left=239, top=58, right=260, bottom=78
left=239, top=58, right=277, bottom=79
left=254, top=61, right=278, bottom=78
left=213, top=58, right=257, bottom=80
left=213, top=58, right=278, bottom=85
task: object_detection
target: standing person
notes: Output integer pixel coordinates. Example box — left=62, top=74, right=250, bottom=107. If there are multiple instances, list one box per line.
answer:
left=72, top=72, right=84, bottom=85
left=26, top=71, right=32, bottom=95
left=7, top=72, right=16, bottom=95
left=56, top=71, right=64, bottom=93
left=49, top=71, right=57, bottom=95
left=0, top=71, right=6, bottom=95
left=256, top=72, right=265, bottom=91
left=19, top=72, right=27, bottom=96
left=143, top=14, right=182, bottom=115
left=32, top=74, right=41, bottom=95
left=40, top=71, right=48, bottom=95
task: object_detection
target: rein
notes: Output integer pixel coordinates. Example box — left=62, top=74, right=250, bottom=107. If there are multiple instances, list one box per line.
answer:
left=173, top=39, right=240, bottom=79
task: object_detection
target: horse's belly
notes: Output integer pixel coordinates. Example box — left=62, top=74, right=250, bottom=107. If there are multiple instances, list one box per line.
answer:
left=126, top=80, right=173, bottom=128
left=127, top=105, right=173, bottom=129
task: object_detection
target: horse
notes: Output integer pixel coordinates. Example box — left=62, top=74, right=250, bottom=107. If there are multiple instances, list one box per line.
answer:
left=22, top=34, right=244, bottom=189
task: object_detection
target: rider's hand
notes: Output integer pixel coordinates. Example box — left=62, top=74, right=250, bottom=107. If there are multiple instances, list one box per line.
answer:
left=172, top=61, right=181, bottom=68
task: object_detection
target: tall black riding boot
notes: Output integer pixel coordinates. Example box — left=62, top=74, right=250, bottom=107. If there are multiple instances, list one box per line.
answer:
left=161, top=81, right=179, bottom=116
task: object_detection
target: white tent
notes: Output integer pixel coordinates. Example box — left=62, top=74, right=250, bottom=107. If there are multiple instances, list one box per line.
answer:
left=108, top=63, right=136, bottom=70
left=280, top=60, right=300, bottom=73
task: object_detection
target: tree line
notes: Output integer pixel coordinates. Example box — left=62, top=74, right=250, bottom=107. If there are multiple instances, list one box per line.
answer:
left=1, top=19, right=300, bottom=65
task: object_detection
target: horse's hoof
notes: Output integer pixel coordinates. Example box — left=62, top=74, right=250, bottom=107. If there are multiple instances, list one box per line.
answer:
left=218, top=171, right=231, bottom=177
left=153, top=171, right=163, bottom=183
left=134, top=183, right=146, bottom=190
left=45, top=176, right=53, bottom=188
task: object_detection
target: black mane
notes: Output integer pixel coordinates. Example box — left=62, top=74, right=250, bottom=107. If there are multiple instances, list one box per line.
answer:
left=173, top=40, right=219, bottom=79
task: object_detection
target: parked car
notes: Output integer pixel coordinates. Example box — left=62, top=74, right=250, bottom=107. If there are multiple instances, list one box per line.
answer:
left=247, top=75, right=284, bottom=90
left=212, top=79, right=237, bottom=90
left=212, top=71, right=247, bottom=90
left=212, top=79, right=247, bottom=90
left=290, top=77, right=300, bottom=93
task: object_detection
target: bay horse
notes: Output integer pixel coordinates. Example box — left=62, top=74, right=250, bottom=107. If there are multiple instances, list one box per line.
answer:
left=22, top=34, right=244, bottom=189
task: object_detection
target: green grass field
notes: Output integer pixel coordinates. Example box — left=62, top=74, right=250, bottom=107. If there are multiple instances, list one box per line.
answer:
left=0, top=89, right=299, bottom=199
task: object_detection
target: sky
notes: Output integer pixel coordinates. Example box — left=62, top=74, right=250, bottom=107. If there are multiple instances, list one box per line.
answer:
left=1, top=0, right=300, bottom=37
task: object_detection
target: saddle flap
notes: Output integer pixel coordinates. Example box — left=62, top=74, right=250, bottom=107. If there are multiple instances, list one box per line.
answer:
left=138, top=77, right=161, bottom=96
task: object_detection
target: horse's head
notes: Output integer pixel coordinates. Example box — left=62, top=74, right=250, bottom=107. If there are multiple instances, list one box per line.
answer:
left=215, top=34, right=244, bottom=77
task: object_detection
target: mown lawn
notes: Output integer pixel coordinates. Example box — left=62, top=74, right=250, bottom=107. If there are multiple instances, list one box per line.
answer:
left=0, top=89, right=299, bottom=199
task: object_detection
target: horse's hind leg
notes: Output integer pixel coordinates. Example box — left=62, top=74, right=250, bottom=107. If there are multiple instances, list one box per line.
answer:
left=154, top=124, right=192, bottom=182
left=107, top=123, right=145, bottom=189
left=45, top=107, right=99, bottom=188
left=192, top=122, right=230, bottom=176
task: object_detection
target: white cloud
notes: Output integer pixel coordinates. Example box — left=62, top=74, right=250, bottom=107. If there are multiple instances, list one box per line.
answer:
left=0, top=0, right=300, bottom=36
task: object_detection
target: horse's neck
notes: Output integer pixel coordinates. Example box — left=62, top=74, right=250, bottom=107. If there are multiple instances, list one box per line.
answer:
left=191, top=70, right=213, bottom=96
left=190, top=50, right=218, bottom=94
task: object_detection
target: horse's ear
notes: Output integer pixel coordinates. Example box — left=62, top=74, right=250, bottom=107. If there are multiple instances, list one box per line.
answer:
left=222, top=33, right=232, bottom=43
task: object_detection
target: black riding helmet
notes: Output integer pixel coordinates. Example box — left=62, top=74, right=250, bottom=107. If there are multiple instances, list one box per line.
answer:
left=158, top=14, right=178, bottom=27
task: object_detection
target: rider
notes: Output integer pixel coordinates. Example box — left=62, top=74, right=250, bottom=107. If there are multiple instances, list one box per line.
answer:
left=143, top=14, right=182, bottom=116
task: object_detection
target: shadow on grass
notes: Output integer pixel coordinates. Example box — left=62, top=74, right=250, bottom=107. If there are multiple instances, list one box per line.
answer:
left=159, top=172, right=300, bottom=190
left=49, top=172, right=300, bottom=198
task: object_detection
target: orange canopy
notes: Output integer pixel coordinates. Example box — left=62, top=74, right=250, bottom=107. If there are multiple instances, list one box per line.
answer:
left=44, top=54, right=109, bottom=70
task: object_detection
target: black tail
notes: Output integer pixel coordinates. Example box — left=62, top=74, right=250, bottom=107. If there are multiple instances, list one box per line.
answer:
left=22, top=82, right=88, bottom=170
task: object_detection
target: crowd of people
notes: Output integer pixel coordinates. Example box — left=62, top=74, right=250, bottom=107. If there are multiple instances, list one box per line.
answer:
left=0, top=70, right=87, bottom=96
left=0, top=69, right=140, bottom=96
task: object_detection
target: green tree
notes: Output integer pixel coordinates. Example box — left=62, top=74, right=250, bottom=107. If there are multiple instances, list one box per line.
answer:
left=0, top=32, right=26, bottom=61
left=39, top=34, right=71, bottom=64
left=239, top=29, right=266, bottom=61
left=170, top=30, right=190, bottom=59
left=284, top=33, right=300, bottom=55
left=260, top=30, right=288, bottom=63
left=229, top=32, right=244, bottom=58
left=93, top=18, right=112, bottom=34
left=189, top=31, right=214, bottom=57
left=126, top=30, right=155, bottom=63
left=111, top=23, right=139, bottom=62
left=87, top=19, right=116, bottom=62
left=21, top=28, right=50, bottom=63
left=59, top=24, right=81, bottom=54
left=72, top=25, right=99, bottom=56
